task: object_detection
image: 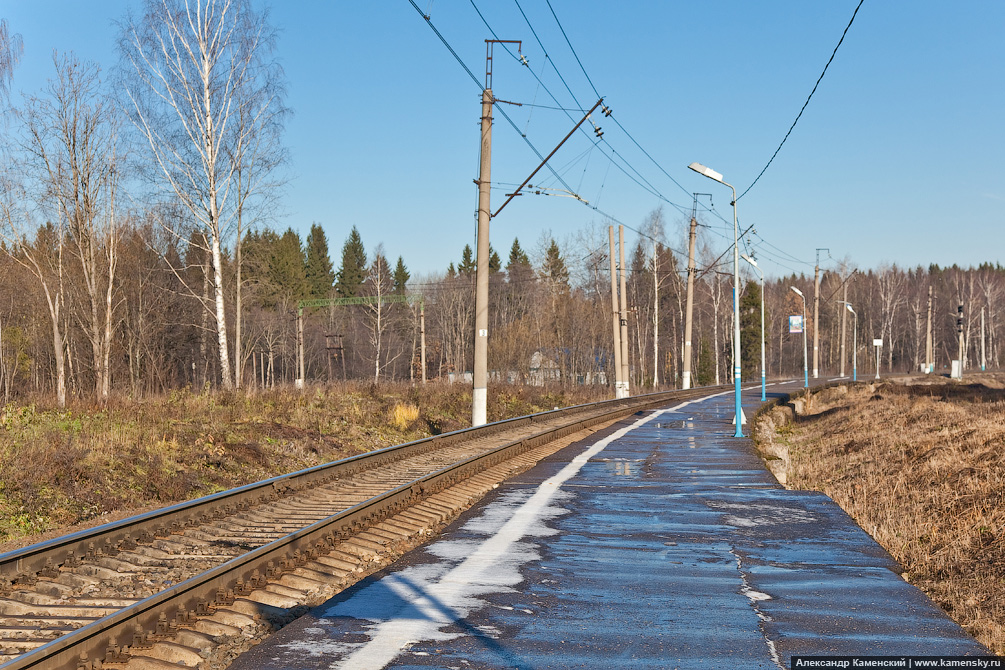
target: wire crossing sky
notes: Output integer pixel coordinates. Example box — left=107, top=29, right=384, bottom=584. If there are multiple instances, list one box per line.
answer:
left=3, top=1, right=1003, bottom=279
left=738, top=0, right=867, bottom=201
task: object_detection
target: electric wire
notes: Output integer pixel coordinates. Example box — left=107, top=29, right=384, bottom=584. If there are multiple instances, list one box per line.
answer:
left=544, top=0, right=601, bottom=100
left=538, top=0, right=725, bottom=222
left=411, top=2, right=738, bottom=280
left=751, top=230, right=813, bottom=267
left=478, top=0, right=695, bottom=219
left=512, top=0, right=585, bottom=110
left=408, top=1, right=587, bottom=205
left=738, top=0, right=866, bottom=200
left=408, top=0, right=483, bottom=90
left=516, top=0, right=722, bottom=224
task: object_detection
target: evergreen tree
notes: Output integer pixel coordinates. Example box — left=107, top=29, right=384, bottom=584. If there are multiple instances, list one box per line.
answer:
left=458, top=244, right=476, bottom=277
left=695, top=338, right=715, bottom=387
left=488, top=245, right=501, bottom=273
left=506, top=238, right=533, bottom=283
left=393, top=256, right=410, bottom=295
left=336, top=226, right=367, bottom=298
left=242, top=229, right=277, bottom=306
left=271, top=228, right=308, bottom=304
left=739, top=279, right=764, bottom=378
left=304, top=223, right=335, bottom=299
left=540, top=238, right=569, bottom=290
left=446, top=262, right=456, bottom=279
left=365, top=251, right=393, bottom=295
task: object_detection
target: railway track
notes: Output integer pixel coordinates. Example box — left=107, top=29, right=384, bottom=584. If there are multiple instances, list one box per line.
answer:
left=0, top=387, right=719, bottom=670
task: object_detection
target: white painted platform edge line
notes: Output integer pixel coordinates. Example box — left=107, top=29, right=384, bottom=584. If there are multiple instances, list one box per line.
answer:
left=332, top=395, right=716, bottom=670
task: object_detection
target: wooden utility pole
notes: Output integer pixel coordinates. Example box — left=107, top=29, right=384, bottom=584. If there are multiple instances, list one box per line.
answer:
left=682, top=216, right=697, bottom=389
left=618, top=225, right=631, bottom=396
left=609, top=226, right=624, bottom=397
left=926, top=285, right=933, bottom=373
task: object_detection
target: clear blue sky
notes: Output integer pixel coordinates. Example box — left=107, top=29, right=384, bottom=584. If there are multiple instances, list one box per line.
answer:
left=4, top=1, right=1003, bottom=280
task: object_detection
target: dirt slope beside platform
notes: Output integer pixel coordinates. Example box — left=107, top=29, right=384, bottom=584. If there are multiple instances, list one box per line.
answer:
left=755, top=376, right=1005, bottom=654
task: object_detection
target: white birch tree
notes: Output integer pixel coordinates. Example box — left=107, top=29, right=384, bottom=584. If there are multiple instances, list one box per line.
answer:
left=119, top=0, right=284, bottom=389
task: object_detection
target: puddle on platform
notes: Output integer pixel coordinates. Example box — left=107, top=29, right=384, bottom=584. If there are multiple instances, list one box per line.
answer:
left=594, top=458, right=642, bottom=476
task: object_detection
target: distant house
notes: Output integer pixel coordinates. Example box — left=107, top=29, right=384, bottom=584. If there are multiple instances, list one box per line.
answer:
left=529, top=351, right=561, bottom=386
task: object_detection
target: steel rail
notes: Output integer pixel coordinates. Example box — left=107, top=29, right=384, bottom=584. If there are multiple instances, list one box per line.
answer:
left=1, top=385, right=724, bottom=670
left=0, top=389, right=661, bottom=584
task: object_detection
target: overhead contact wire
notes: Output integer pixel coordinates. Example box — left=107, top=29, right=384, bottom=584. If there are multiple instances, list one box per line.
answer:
left=738, top=0, right=866, bottom=200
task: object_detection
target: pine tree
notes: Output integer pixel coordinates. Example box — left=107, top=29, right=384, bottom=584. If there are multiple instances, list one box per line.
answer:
left=695, top=338, right=715, bottom=387
left=507, top=238, right=530, bottom=270
left=540, top=239, right=569, bottom=290
left=393, top=256, right=410, bottom=295
left=336, top=226, right=367, bottom=298
left=304, top=223, right=335, bottom=299
left=740, top=279, right=763, bottom=378
left=458, top=244, right=476, bottom=277
left=271, top=228, right=308, bottom=304
left=488, top=245, right=501, bottom=273
left=506, top=238, right=533, bottom=284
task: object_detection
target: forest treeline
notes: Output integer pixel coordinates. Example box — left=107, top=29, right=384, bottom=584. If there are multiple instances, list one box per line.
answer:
left=0, top=7, right=1001, bottom=407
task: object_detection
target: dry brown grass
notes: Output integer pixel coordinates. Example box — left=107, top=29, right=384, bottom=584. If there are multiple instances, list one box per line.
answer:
left=0, top=381, right=610, bottom=550
left=759, top=376, right=1005, bottom=653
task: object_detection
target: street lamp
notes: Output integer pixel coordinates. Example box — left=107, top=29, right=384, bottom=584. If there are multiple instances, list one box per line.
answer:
left=741, top=254, right=765, bottom=401
left=689, top=162, right=743, bottom=437
left=844, top=303, right=857, bottom=382
left=790, top=286, right=808, bottom=388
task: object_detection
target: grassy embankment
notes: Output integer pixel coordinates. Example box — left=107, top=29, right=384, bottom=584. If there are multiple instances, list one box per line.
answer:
left=0, top=382, right=609, bottom=551
left=759, top=377, right=1005, bottom=654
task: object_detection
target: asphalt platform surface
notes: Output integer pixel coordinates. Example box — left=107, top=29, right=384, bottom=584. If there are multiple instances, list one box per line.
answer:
left=229, top=381, right=989, bottom=669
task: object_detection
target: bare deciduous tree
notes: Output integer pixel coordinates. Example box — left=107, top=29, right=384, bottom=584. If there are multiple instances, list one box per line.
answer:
left=119, top=0, right=284, bottom=389
left=19, top=53, right=121, bottom=401
left=0, top=19, right=23, bottom=106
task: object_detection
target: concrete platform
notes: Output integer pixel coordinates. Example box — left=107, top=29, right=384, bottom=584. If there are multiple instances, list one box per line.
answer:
left=229, top=382, right=989, bottom=669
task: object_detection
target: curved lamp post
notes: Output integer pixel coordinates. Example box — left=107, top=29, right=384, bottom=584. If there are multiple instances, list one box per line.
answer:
left=741, top=254, right=765, bottom=401
left=790, top=286, right=808, bottom=388
left=689, top=162, right=743, bottom=437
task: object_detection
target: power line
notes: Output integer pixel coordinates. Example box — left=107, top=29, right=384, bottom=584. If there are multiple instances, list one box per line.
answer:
left=516, top=0, right=721, bottom=224
left=738, top=0, right=866, bottom=200
left=407, top=0, right=483, bottom=90
left=410, top=3, right=728, bottom=276
left=407, top=2, right=585, bottom=205
left=476, top=1, right=678, bottom=211
left=751, top=230, right=813, bottom=267
left=511, top=0, right=585, bottom=110
left=544, top=0, right=601, bottom=100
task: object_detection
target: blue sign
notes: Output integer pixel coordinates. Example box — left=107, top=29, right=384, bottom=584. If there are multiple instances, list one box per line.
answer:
left=789, top=316, right=803, bottom=334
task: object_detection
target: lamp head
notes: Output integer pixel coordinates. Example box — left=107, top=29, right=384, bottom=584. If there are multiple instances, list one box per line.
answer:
left=688, top=162, right=724, bottom=184
left=846, top=303, right=855, bottom=314
left=740, top=253, right=757, bottom=268
left=790, top=286, right=803, bottom=298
